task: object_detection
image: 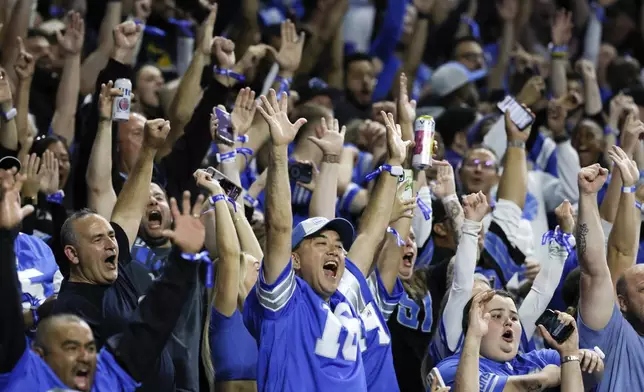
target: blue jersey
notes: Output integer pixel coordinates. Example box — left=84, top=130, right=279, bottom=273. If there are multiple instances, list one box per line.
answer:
left=209, top=308, right=258, bottom=381
left=0, top=343, right=139, bottom=392
left=434, top=348, right=560, bottom=391
left=243, top=259, right=368, bottom=392
left=338, top=259, right=403, bottom=392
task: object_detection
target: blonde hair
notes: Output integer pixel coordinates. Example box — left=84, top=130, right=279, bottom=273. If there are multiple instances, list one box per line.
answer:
left=200, top=252, right=252, bottom=391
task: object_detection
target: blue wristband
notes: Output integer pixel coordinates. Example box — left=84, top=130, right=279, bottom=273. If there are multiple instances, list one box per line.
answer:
left=216, top=150, right=237, bottom=163
left=364, top=165, right=403, bottom=181
left=237, top=135, right=249, bottom=143
left=541, top=226, right=575, bottom=254
left=214, top=67, right=246, bottom=82
left=46, top=191, right=65, bottom=205
left=244, top=193, right=258, bottom=207
left=622, top=186, right=636, bottom=193
left=209, top=193, right=237, bottom=212
left=387, top=227, right=405, bottom=247
left=276, top=76, right=292, bottom=98
left=181, top=251, right=214, bottom=288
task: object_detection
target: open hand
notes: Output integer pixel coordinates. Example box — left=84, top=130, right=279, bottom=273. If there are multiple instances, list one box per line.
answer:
left=468, top=289, right=495, bottom=338
left=39, top=150, right=60, bottom=196
left=308, top=117, right=346, bottom=157
left=257, top=89, right=307, bottom=146
left=382, top=111, right=412, bottom=166
left=397, top=73, right=417, bottom=126
left=429, top=159, right=456, bottom=199
left=462, top=191, right=489, bottom=222
left=275, top=20, right=305, bottom=73
left=231, top=87, right=257, bottom=136
left=57, top=12, right=85, bottom=56
left=0, top=169, right=34, bottom=230
left=620, top=112, right=644, bottom=156
left=607, top=145, right=639, bottom=187
left=14, top=37, right=35, bottom=80
left=551, top=9, right=573, bottom=46
left=196, top=3, right=218, bottom=55
left=577, top=163, right=609, bottom=195
left=161, top=191, right=206, bottom=253
left=20, top=153, right=42, bottom=198
left=143, top=119, right=171, bottom=149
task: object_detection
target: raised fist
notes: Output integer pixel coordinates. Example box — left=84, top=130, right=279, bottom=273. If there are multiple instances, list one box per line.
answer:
left=143, top=119, right=171, bottom=149
left=462, top=191, right=489, bottom=222
left=113, top=21, right=143, bottom=51
left=577, top=164, right=609, bottom=195
left=554, top=200, right=575, bottom=234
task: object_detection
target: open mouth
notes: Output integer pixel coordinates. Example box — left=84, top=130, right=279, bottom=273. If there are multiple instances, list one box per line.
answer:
left=104, top=255, right=117, bottom=269
left=323, top=260, right=338, bottom=279
left=502, top=329, right=514, bottom=343
left=74, top=369, right=90, bottom=390
left=147, top=210, right=163, bottom=228
left=402, top=252, right=414, bottom=267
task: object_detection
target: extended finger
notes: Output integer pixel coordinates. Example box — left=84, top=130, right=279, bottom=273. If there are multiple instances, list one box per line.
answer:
left=181, top=191, right=191, bottom=214
left=160, top=229, right=176, bottom=240
left=191, top=194, right=206, bottom=216
left=268, top=89, right=279, bottom=113
left=169, top=197, right=181, bottom=219
left=260, top=95, right=275, bottom=116
left=580, top=351, right=591, bottom=372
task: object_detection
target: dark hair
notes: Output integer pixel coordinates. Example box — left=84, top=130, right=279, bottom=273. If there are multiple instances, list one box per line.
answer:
left=30, top=134, right=70, bottom=158
left=60, top=208, right=97, bottom=249
left=562, top=267, right=582, bottom=308
left=343, top=52, right=373, bottom=72
left=451, top=36, right=482, bottom=56
left=616, top=273, right=628, bottom=299
left=461, top=290, right=514, bottom=335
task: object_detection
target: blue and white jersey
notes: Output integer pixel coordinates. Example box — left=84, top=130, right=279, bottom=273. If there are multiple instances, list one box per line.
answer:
left=243, top=259, right=368, bottom=392
left=338, top=259, right=403, bottom=392
left=15, top=233, right=62, bottom=309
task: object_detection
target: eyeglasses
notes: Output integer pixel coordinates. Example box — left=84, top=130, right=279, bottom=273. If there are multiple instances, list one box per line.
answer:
left=464, top=159, right=497, bottom=171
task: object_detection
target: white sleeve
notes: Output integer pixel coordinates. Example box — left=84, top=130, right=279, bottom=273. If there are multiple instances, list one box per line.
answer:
left=412, top=185, right=433, bottom=248
left=443, top=219, right=481, bottom=351
left=519, top=232, right=573, bottom=339
left=482, top=116, right=507, bottom=160
left=491, top=199, right=535, bottom=259
left=541, top=141, right=581, bottom=212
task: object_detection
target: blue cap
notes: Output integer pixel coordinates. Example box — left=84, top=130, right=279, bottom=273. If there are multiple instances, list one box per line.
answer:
left=430, top=61, right=487, bottom=97
left=292, top=217, right=355, bottom=250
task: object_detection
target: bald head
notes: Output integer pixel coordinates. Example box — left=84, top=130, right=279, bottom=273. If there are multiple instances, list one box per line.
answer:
left=34, top=314, right=90, bottom=352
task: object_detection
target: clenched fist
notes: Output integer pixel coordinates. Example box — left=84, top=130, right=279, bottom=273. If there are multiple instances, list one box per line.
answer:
left=462, top=191, right=489, bottom=222
left=143, top=119, right=171, bottom=149
left=577, top=164, right=608, bottom=195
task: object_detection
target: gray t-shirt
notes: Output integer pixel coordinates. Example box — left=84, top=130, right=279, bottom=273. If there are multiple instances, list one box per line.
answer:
left=578, top=304, right=644, bottom=392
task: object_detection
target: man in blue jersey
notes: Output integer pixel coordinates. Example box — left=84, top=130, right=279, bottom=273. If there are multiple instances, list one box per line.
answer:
left=0, top=169, right=207, bottom=392
left=244, top=88, right=408, bottom=391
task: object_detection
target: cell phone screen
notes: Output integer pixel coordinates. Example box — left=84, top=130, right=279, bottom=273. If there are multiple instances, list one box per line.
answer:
left=215, top=107, right=235, bottom=146
left=204, top=167, right=242, bottom=200
left=497, top=96, right=534, bottom=130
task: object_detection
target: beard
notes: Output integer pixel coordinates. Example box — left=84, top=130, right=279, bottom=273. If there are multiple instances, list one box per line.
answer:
left=622, top=306, right=644, bottom=336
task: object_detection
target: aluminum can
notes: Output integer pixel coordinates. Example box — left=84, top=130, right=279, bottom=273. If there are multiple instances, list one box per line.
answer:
left=412, top=115, right=435, bottom=170
left=112, top=78, right=132, bottom=122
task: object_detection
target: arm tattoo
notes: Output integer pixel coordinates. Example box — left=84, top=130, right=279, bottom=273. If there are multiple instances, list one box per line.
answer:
left=576, top=223, right=589, bottom=256
left=444, top=199, right=464, bottom=244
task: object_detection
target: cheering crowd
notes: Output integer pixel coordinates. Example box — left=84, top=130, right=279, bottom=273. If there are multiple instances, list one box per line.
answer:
left=1, top=0, right=644, bottom=391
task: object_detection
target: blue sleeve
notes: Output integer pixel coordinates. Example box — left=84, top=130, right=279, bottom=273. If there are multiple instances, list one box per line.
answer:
left=368, top=268, right=403, bottom=321
left=337, top=183, right=363, bottom=216
left=0, top=345, right=31, bottom=390
left=372, top=56, right=402, bottom=101
left=369, top=0, right=407, bottom=61
left=434, top=357, right=508, bottom=391
left=578, top=304, right=627, bottom=353
left=94, top=348, right=141, bottom=391
left=253, top=258, right=299, bottom=319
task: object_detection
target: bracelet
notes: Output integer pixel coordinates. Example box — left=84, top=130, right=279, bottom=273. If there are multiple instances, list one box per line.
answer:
left=561, top=355, right=581, bottom=364
left=213, top=67, right=246, bottom=82
left=216, top=150, right=237, bottom=163
left=31, top=306, right=40, bottom=330
left=387, top=227, right=405, bottom=247
left=237, top=135, right=249, bottom=143
left=365, top=164, right=404, bottom=181
left=181, top=251, right=214, bottom=288
left=622, top=186, right=636, bottom=193
left=244, top=193, right=259, bottom=207
left=322, top=154, right=340, bottom=164
left=507, top=140, right=526, bottom=149
left=208, top=194, right=237, bottom=212
left=46, top=191, right=65, bottom=205
left=636, top=200, right=643, bottom=211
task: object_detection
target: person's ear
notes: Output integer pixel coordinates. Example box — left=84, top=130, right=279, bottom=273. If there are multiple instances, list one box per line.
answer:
left=291, top=252, right=301, bottom=271
left=64, top=245, right=79, bottom=265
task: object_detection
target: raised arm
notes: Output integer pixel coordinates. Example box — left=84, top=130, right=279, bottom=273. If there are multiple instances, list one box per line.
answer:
left=86, top=81, right=120, bottom=219
left=13, top=37, right=35, bottom=141
left=256, top=89, right=307, bottom=284
left=0, top=68, right=18, bottom=151
left=0, top=170, right=34, bottom=373
left=497, top=109, right=530, bottom=210
left=196, top=171, right=241, bottom=317
left=347, top=112, right=411, bottom=277
left=577, top=163, right=613, bottom=330
left=50, top=12, right=84, bottom=146
left=107, top=192, right=206, bottom=382
left=308, top=117, right=346, bottom=219
left=606, top=144, right=641, bottom=287
left=111, top=119, right=170, bottom=247
left=431, top=161, right=463, bottom=245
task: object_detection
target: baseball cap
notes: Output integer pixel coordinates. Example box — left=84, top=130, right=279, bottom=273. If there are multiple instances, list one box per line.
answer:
left=430, top=62, right=487, bottom=97
left=0, top=155, right=21, bottom=171
left=294, top=78, right=341, bottom=104
left=292, top=216, right=355, bottom=251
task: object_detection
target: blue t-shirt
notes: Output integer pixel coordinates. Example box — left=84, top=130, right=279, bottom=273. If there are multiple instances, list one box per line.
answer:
left=338, top=259, right=403, bottom=392
left=243, top=259, right=368, bottom=391
left=578, top=304, right=644, bottom=392
left=435, top=348, right=560, bottom=391
left=209, top=308, right=258, bottom=381
left=0, top=343, right=139, bottom=392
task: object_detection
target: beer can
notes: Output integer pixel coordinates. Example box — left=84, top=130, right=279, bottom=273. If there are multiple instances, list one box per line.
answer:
left=112, top=78, right=132, bottom=122
left=412, top=115, right=435, bottom=170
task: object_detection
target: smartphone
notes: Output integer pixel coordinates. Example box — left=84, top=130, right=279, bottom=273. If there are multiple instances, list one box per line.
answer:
left=497, top=95, right=535, bottom=130
left=426, top=367, right=446, bottom=389
left=214, top=107, right=235, bottom=146
left=288, top=161, right=313, bottom=184
left=205, top=167, right=243, bottom=201
left=535, top=309, right=575, bottom=344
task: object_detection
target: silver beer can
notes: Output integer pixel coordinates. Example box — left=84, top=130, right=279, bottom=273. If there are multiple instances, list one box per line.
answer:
left=112, top=78, right=132, bottom=122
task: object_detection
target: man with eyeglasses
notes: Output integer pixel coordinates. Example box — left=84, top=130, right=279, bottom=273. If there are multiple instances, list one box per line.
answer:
left=452, top=36, right=487, bottom=72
